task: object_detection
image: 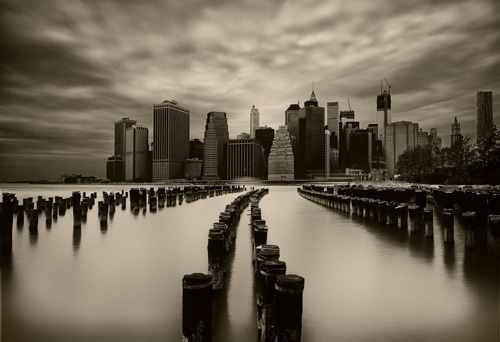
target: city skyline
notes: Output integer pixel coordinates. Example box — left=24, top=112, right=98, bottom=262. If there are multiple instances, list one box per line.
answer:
left=1, top=0, right=499, bottom=181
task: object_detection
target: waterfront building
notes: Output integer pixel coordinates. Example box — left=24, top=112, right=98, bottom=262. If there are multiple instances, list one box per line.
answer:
left=325, top=129, right=331, bottom=178
left=299, top=88, right=325, bottom=178
left=111, top=118, right=137, bottom=181
left=153, top=100, right=190, bottom=181
left=255, top=126, right=274, bottom=180
left=268, top=125, right=294, bottom=181
left=476, top=91, right=494, bottom=141
left=284, top=102, right=302, bottom=178
left=189, top=138, right=204, bottom=160
left=184, top=158, right=203, bottom=180
left=385, top=121, right=419, bottom=177
left=339, top=121, right=360, bottom=171
left=250, top=105, right=260, bottom=138
left=327, top=101, right=340, bottom=148
left=349, top=129, right=373, bottom=173
left=106, top=156, right=124, bottom=182
left=451, top=117, right=463, bottom=147
left=226, top=138, right=263, bottom=180
left=203, top=112, right=229, bottom=180
left=430, top=128, right=442, bottom=149
left=125, top=125, right=149, bottom=182
left=417, top=129, right=430, bottom=146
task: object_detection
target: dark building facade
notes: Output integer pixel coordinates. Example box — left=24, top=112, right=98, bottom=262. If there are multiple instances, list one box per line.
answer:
left=106, top=156, right=124, bottom=182
left=476, top=91, right=493, bottom=141
left=349, top=129, right=373, bottom=173
left=189, top=138, right=204, bottom=160
left=226, top=138, right=263, bottom=180
left=153, top=100, right=190, bottom=180
left=203, top=111, right=229, bottom=180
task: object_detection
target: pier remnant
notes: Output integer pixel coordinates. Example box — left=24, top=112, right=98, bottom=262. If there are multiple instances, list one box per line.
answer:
left=182, top=273, right=213, bottom=342
left=274, top=274, right=305, bottom=342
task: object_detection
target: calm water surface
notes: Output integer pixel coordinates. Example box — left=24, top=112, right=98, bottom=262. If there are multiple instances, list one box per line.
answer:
left=1, top=184, right=498, bottom=341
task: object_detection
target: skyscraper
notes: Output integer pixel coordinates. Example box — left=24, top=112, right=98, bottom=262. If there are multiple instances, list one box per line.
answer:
left=268, top=125, right=294, bottom=181
left=153, top=100, right=190, bottom=181
left=327, top=101, right=340, bottom=148
left=299, top=88, right=325, bottom=177
left=284, top=102, right=303, bottom=179
left=476, top=91, right=493, bottom=141
left=125, top=125, right=149, bottom=182
left=203, top=111, right=229, bottom=180
left=451, top=117, right=462, bottom=147
left=114, top=118, right=137, bottom=157
left=377, top=86, right=392, bottom=152
left=385, top=121, right=419, bottom=178
left=250, top=105, right=260, bottom=138
left=226, top=138, right=263, bottom=180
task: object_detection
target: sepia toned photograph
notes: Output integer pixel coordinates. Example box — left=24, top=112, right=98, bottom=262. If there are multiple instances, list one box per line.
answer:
left=1, top=0, right=499, bottom=341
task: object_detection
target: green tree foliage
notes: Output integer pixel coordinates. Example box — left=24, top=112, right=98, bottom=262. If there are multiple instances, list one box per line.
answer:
left=395, top=126, right=499, bottom=184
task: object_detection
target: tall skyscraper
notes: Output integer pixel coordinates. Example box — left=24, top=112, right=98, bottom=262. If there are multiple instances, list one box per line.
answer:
left=153, top=100, right=190, bottom=181
left=203, top=111, right=229, bottom=180
left=255, top=126, right=275, bottom=180
left=476, top=91, right=493, bottom=141
left=268, top=125, right=294, bottom=181
left=250, top=105, right=260, bottom=138
left=299, top=88, right=325, bottom=177
left=226, top=138, right=263, bottom=180
left=451, top=117, right=463, bottom=147
left=385, top=121, right=419, bottom=177
left=114, top=118, right=137, bottom=157
left=125, top=125, right=149, bottom=182
left=284, top=102, right=303, bottom=179
left=377, top=86, right=392, bottom=152
left=327, top=101, right=340, bottom=148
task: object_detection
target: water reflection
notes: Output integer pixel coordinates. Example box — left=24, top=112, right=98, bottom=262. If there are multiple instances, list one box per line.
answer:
left=73, top=226, right=81, bottom=254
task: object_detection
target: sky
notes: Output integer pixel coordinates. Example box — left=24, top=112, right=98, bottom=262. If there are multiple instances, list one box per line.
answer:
left=1, top=0, right=499, bottom=181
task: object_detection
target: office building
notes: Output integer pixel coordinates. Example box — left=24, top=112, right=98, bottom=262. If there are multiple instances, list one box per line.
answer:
left=327, top=101, right=340, bottom=148
left=268, top=125, right=294, bottom=181
left=190, top=139, right=204, bottom=160
left=153, top=100, right=190, bottom=181
left=250, top=105, right=260, bottom=138
left=226, top=138, right=263, bottom=180
left=184, top=159, right=203, bottom=180
left=349, top=129, right=373, bottom=173
left=255, top=126, right=275, bottom=159
left=299, top=88, right=325, bottom=178
left=385, top=121, right=419, bottom=177
left=417, top=129, right=430, bottom=146
left=112, top=118, right=137, bottom=180
left=477, top=91, right=494, bottom=140
left=377, top=87, right=392, bottom=152
left=430, top=128, right=442, bottom=149
left=125, top=125, right=148, bottom=182
left=451, top=117, right=463, bottom=147
left=339, top=121, right=360, bottom=171
left=106, top=156, right=124, bottom=182
left=203, top=112, right=229, bottom=179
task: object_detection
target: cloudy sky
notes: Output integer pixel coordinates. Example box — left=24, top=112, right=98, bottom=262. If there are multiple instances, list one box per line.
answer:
left=1, top=0, right=499, bottom=181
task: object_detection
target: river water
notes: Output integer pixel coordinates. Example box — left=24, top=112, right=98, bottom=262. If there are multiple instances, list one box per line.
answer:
left=1, top=184, right=498, bottom=341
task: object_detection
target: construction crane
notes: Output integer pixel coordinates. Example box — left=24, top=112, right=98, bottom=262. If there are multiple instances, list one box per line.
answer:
left=383, top=77, right=392, bottom=94
left=347, top=98, right=352, bottom=112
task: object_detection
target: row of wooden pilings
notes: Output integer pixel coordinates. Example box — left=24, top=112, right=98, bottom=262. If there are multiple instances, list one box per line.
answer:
left=182, top=188, right=258, bottom=341
left=0, top=185, right=246, bottom=251
left=297, top=185, right=500, bottom=257
left=249, top=190, right=305, bottom=342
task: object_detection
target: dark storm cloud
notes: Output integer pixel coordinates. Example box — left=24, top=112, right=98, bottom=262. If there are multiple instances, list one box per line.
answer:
left=0, top=0, right=499, bottom=180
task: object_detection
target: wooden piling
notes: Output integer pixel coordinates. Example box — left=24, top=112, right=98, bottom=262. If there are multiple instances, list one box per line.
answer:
left=207, top=229, right=225, bottom=290
left=258, top=260, right=287, bottom=342
left=274, top=274, right=305, bottom=342
left=396, top=203, right=408, bottom=229
left=182, top=273, right=213, bottom=342
left=16, top=204, right=25, bottom=226
left=73, top=205, right=82, bottom=227
left=443, top=208, right=454, bottom=245
left=28, top=209, right=39, bottom=234
left=408, top=205, right=419, bottom=232
left=463, top=211, right=477, bottom=249
left=1, top=194, right=14, bottom=245
left=487, top=215, right=500, bottom=257
left=424, top=208, right=434, bottom=238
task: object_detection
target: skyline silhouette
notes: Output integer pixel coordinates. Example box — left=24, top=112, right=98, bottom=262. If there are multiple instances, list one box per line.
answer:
left=1, top=0, right=499, bottom=181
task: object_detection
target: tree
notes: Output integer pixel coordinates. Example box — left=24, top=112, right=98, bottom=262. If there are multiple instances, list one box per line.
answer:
left=473, top=126, right=500, bottom=184
left=396, top=144, right=438, bottom=183
left=435, top=136, right=476, bottom=184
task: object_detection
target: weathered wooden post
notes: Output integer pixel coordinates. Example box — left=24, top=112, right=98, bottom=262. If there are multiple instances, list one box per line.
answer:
left=81, top=199, right=89, bottom=223
left=396, top=203, right=408, bottom=229
left=207, top=228, right=225, bottom=290
left=258, top=260, right=287, bottom=342
left=255, top=245, right=280, bottom=274
left=386, top=202, right=397, bottom=226
left=253, top=221, right=268, bottom=259
left=463, top=211, right=477, bottom=248
left=443, top=208, right=454, bottom=244
left=487, top=215, right=500, bottom=257
left=73, top=205, right=82, bottom=227
left=1, top=194, right=14, bottom=247
left=378, top=201, right=387, bottom=224
left=98, top=201, right=108, bottom=227
left=274, top=274, right=305, bottom=342
left=424, top=208, right=434, bottom=238
left=182, top=273, right=213, bottom=342
left=16, top=204, right=25, bottom=226
left=408, top=205, right=419, bottom=232
left=28, top=209, right=39, bottom=234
